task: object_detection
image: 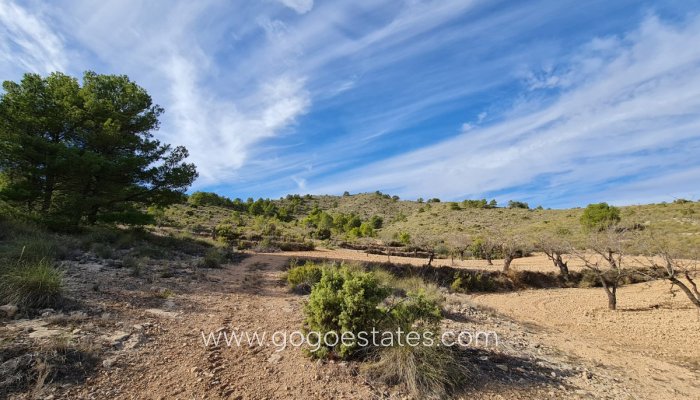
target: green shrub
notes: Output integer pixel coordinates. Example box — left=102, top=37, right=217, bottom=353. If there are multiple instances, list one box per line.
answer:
left=122, top=256, right=142, bottom=277
left=286, top=262, right=325, bottom=293
left=450, top=272, right=497, bottom=293
left=91, top=243, right=114, bottom=259
left=0, top=259, right=63, bottom=308
left=304, top=267, right=390, bottom=359
left=580, top=202, right=621, bottom=231
left=398, top=232, right=411, bottom=246
left=199, top=248, right=224, bottom=268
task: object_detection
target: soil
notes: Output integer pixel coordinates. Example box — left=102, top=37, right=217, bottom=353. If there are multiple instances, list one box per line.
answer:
left=1, top=249, right=698, bottom=399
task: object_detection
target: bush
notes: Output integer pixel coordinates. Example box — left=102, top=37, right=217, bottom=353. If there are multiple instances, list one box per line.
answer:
left=122, top=256, right=143, bottom=277
left=398, top=232, right=411, bottom=246
left=91, top=243, right=114, bottom=259
left=365, top=344, right=467, bottom=399
left=0, top=259, right=63, bottom=308
left=304, top=267, right=390, bottom=359
left=286, top=262, right=325, bottom=293
left=199, top=248, right=224, bottom=268
left=580, top=202, right=621, bottom=231
left=450, top=272, right=497, bottom=293
left=507, top=200, right=529, bottom=209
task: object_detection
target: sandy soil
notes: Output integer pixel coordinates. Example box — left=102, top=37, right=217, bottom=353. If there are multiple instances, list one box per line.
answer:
left=2, top=249, right=699, bottom=399
left=470, top=282, right=700, bottom=399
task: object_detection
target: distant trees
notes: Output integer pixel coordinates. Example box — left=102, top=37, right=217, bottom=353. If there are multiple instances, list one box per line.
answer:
left=0, top=71, right=197, bottom=228
left=461, top=199, right=497, bottom=209
left=188, top=192, right=236, bottom=208
left=507, top=200, right=529, bottom=209
left=580, top=202, right=621, bottom=231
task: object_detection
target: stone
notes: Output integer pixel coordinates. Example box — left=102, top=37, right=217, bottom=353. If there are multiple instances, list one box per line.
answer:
left=28, top=327, right=63, bottom=339
left=102, top=357, right=118, bottom=369
left=0, top=304, right=18, bottom=318
left=145, top=308, right=179, bottom=319
left=495, top=364, right=509, bottom=372
left=267, top=353, right=282, bottom=364
left=123, top=333, right=145, bottom=350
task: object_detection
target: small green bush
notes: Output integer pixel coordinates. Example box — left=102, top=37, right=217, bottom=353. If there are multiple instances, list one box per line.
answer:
left=91, top=243, right=114, bottom=259
left=286, top=262, right=325, bottom=293
left=0, top=259, right=63, bottom=308
left=304, top=267, right=390, bottom=359
left=580, top=202, right=621, bottom=231
left=199, top=248, right=224, bottom=268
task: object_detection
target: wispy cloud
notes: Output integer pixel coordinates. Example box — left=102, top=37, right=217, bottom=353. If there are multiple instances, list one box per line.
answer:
left=1, top=1, right=698, bottom=206
left=0, top=0, right=66, bottom=74
left=307, top=14, right=700, bottom=206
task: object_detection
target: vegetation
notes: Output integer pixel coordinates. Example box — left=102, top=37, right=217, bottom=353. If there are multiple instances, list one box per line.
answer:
left=580, top=202, right=621, bottom=231
left=0, top=258, right=63, bottom=309
left=0, top=72, right=197, bottom=229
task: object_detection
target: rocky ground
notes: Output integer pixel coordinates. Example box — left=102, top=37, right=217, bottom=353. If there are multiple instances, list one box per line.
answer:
left=1, top=249, right=698, bottom=399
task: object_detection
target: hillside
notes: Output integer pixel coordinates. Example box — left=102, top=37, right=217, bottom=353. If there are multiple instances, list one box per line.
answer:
left=161, top=192, right=700, bottom=255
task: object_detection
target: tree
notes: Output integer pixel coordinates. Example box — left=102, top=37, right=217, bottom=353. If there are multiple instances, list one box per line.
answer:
left=641, top=235, right=700, bottom=309
left=469, top=235, right=499, bottom=266
left=492, top=230, right=529, bottom=272
left=536, top=231, right=571, bottom=277
left=0, top=71, right=197, bottom=227
left=580, top=202, right=621, bottom=231
left=571, top=229, right=629, bottom=310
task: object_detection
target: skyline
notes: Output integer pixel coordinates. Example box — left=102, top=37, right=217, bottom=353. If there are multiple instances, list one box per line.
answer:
left=2, top=0, right=700, bottom=207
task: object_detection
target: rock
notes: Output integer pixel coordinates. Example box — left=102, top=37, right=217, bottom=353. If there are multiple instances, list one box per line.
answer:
left=550, top=371, right=557, bottom=378
left=0, top=304, right=18, bottom=318
left=28, top=327, right=63, bottom=339
left=495, top=364, right=509, bottom=372
left=582, top=370, right=593, bottom=380
left=123, top=333, right=145, bottom=350
left=145, top=308, right=179, bottom=319
left=69, top=311, right=88, bottom=319
left=104, top=331, right=131, bottom=348
left=102, top=357, right=118, bottom=369
left=267, top=353, right=282, bottom=364
left=40, top=309, right=55, bottom=317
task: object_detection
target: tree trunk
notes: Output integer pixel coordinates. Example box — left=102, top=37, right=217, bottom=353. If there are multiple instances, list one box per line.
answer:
left=485, top=253, right=493, bottom=266
left=426, top=252, right=434, bottom=268
left=554, top=253, right=569, bottom=277
left=503, top=254, right=514, bottom=273
left=41, top=175, right=55, bottom=213
left=601, top=281, right=617, bottom=310
left=669, top=277, right=700, bottom=309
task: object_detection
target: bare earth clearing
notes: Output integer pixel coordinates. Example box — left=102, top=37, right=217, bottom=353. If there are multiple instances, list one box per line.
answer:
left=1, top=249, right=698, bottom=399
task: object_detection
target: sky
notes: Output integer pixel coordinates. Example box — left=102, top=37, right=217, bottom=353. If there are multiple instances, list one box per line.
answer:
left=1, top=0, right=700, bottom=208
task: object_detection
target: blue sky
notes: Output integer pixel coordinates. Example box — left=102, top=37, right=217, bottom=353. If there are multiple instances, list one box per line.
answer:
left=2, top=0, right=700, bottom=208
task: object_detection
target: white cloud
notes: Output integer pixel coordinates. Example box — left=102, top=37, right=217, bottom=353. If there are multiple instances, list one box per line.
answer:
left=0, top=0, right=66, bottom=74
left=278, top=0, right=314, bottom=14
left=307, top=14, right=700, bottom=205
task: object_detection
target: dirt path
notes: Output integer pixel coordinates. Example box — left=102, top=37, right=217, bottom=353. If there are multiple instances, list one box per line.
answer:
left=58, top=254, right=377, bottom=399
